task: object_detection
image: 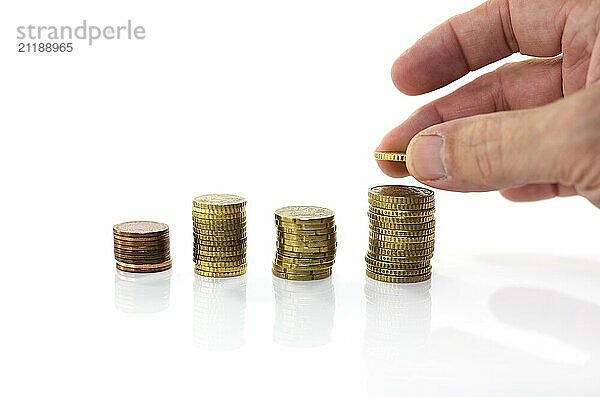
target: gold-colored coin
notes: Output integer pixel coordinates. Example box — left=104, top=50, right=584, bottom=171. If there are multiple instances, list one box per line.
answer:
left=195, top=262, right=247, bottom=271
left=193, top=194, right=247, bottom=208
left=276, top=231, right=336, bottom=242
left=275, top=218, right=336, bottom=230
left=366, top=269, right=431, bottom=284
left=365, top=254, right=431, bottom=268
left=276, top=238, right=337, bottom=249
left=193, top=228, right=245, bottom=235
left=368, top=247, right=435, bottom=258
left=195, top=258, right=247, bottom=267
left=366, top=252, right=433, bottom=263
left=368, top=238, right=435, bottom=250
left=274, top=257, right=335, bottom=268
left=192, top=232, right=247, bottom=241
left=276, top=225, right=336, bottom=235
left=191, top=205, right=246, bottom=214
left=193, top=238, right=247, bottom=247
left=276, top=242, right=336, bottom=253
left=194, top=267, right=247, bottom=278
left=369, top=199, right=435, bottom=211
left=272, top=268, right=331, bottom=281
left=368, top=213, right=435, bottom=224
left=368, top=226, right=435, bottom=237
left=373, top=151, right=406, bottom=162
left=275, top=253, right=335, bottom=265
left=366, top=264, right=432, bottom=277
left=368, top=207, right=435, bottom=219
left=192, top=211, right=246, bottom=221
left=369, top=232, right=435, bottom=243
left=194, top=254, right=246, bottom=263
left=193, top=215, right=246, bottom=223
left=192, top=225, right=246, bottom=232
left=368, top=185, right=434, bottom=203
left=193, top=246, right=246, bottom=257
left=272, top=262, right=333, bottom=274
left=274, top=206, right=334, bottom=223
left=368, top=220, right=435, bottom=231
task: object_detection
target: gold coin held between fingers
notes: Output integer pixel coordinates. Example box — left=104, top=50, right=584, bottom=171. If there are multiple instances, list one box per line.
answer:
left=374, top=151, right=407, bottom=162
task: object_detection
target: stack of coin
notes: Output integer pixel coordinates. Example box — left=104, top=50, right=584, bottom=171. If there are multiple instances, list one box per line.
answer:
left=366, top=185, right=435, bottom=283
left=192, top=194, right=247, bottom=278
left=273, top=206, right=337, bottom=281
left=113, top=221, right=172, bottom=273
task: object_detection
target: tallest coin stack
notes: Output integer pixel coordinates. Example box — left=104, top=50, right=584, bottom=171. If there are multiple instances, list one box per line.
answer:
left=192, top=194, right=247, bottom=278
left=366, top=185, right=435, bottom=283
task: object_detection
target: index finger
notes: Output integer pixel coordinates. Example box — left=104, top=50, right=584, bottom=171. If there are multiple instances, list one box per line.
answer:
left=393, top=0, right=569, bottom=95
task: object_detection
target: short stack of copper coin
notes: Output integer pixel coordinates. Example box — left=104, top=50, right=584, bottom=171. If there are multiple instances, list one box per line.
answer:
left=366, top=185, right=435, bottom=283
left=113, top=221, right=172, bottom=273
left=192, top=194, right=247, bottom=278
left=273, top=206, right=337, bottom=281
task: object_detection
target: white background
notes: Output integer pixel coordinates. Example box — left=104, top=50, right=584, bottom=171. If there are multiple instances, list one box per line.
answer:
left=1, top=1, right=599, bottom=396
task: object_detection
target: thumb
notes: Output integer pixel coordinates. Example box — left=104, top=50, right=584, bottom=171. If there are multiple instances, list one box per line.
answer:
left=405, top=106, right=562, bottom=192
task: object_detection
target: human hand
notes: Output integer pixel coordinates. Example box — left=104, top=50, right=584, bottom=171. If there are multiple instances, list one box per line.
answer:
left=377, top=0, right=600, bottom=208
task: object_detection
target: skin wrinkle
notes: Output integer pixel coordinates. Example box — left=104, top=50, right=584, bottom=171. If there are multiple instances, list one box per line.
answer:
left=498, top=0, right=520, bottom=53
left=447, top=19, right=474, bottom=72
left=561, top=0, right=598, bottom=92
left=585, top=13, right=600, bottom=85
left=494, top=66, right=512, bottom=111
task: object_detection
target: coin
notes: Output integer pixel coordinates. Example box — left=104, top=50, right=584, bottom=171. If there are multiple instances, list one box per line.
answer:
left=113, top=221, right=169, bottom=237
left=195, top=257, right=247, bottom=266
left=373, top=151, right=406, bottom=162
left=193, top=194, right=247, bottom=208
left=368, top=185, right=434, bottom=203
left=368, top=247, right=435, bottom=258
left=116, top=260, right=172, bottom=273
left=272, top=205, right=336, bottom=281
left=275, top=219, right=336, bottom=231
left=369, top=206, right=436, bottom=217
left=368, top=218, right=435, bottom=229
left=275, top=253, right=335, bottom=265
left=365, top=185, right=435, bottom=284
left=195, top=267, right=247, bottom=278
left=365, top=254, right=432, bottom=268
left=275, top=206, right=334, bottom=222
left=368, top=238, right=435, bottom=250
left=367, top=199, right=435, bottom=211
left=369, top=231, right=435, bottom=243
left=368, top=226, right=435, bottom=237
left=277, top=231, right=336, bottom=243
left=366, top=264, right=432, bottom=277
left=272, top=268, right=332, bottom=281
left=113, top=221, right=172, bottom=273
left=366, top=270, right=431, bottom=283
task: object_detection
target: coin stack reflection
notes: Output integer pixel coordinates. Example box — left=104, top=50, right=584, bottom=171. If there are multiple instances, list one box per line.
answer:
left=114, top=269, right=172, bottom=314
left=273, top=276, right=335, bottom=348
left=193, top=275, right=247, bottom=350
left=192, top=194, right=247, bottom=278
left=272, top=206, right=337, bottom=281
left=364, top=277, right=432, bottom=394
left=113, top=221, right=172, bottom=273
left=366, top=185, right=435, bottom=283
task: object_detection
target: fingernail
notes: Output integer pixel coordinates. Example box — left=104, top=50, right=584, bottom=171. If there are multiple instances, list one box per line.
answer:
left=409, top=135, right=446, bottom=180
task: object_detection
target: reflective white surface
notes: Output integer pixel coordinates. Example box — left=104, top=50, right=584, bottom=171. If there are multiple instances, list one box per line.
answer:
left=94, top=254, right=600, bottom=395
left=2, top=0, right=600, bottom=395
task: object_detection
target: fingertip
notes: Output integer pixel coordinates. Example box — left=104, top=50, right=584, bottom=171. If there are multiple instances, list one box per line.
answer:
left=391, top=52, right=423, bottom=96
left=375, top=159, right=410, bottom=178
